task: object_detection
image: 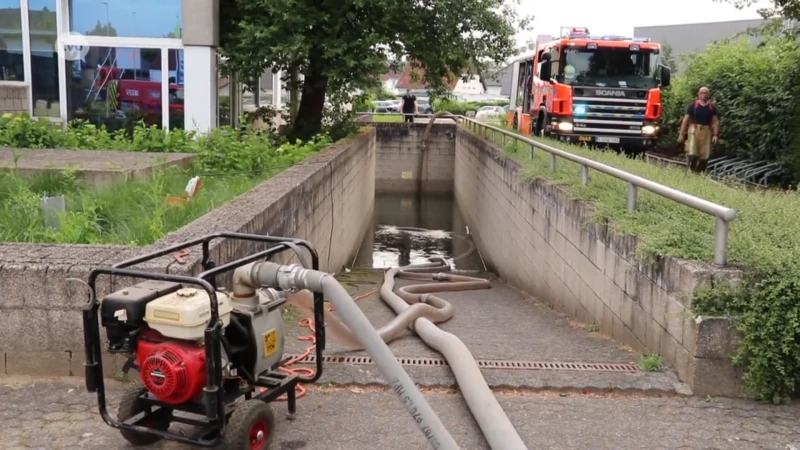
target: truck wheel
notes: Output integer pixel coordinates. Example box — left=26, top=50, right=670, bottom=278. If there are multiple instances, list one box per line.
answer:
left=117, top=386, right=173, bottom=446
left=223, top=400, right=276, bottom=450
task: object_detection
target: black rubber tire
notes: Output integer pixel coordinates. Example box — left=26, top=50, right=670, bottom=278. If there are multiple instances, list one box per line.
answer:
left=221, top=399, right=276, bottom=450
left=117, top=386, right=173, bottom=446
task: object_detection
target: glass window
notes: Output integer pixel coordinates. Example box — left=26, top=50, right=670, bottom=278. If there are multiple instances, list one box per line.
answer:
left=68, top=0, right=182, bottom=39
left=218, top=72, right=231, bottom=127
left=29, top=0, right=59, bottom=116
left=166, top=48, right=183, bottom=129
left=0, top=0, right=26, bottom=81
left=63, top=45, right=163, bottom=131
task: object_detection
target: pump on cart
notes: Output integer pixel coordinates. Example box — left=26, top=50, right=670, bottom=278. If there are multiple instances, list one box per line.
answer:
left=80, top=233, right=327, bottom=449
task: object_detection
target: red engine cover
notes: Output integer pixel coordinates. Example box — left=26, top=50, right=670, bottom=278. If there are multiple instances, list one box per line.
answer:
left=136, top=331, right=207, bottom=405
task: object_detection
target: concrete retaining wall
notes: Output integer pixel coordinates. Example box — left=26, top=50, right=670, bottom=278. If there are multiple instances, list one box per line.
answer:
left=374, top=122, right=456, bottom=194
left=0, top=128, right=376, bottom=376
left=454, top=128, right=744, bottom=397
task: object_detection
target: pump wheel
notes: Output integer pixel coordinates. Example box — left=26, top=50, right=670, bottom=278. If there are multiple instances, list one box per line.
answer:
left=222, top=399, right=276, bottom=450
left=117, top=386, right=174, bottom=446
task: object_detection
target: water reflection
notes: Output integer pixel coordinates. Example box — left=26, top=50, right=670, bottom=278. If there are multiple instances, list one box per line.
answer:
left=353, top=193, right=484, bottom=271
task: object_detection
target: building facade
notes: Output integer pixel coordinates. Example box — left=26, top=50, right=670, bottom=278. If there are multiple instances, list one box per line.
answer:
left=0, top=0, right=284, bottom=133
left=633, top=19, right=768, bottom=74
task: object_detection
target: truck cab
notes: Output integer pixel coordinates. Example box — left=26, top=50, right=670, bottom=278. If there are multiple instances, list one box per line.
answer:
left=508, top=28, right=672, bottom=153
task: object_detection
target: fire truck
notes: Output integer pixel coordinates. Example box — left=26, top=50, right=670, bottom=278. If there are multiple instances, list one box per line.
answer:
left=506, top=27, right=672, bottom=152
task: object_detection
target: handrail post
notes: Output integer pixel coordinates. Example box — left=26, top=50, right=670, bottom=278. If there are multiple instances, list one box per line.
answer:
left=627, top=184, right=638, bottom=212
left=550, top=153, right=556, bottom=172
left=581, top=165, right=589, bottom=185
left=714, top=216, right=730, bottom=266
left=529, top=143, right=534, bottom=159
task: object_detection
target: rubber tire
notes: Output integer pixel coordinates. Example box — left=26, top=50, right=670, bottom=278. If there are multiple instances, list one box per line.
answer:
left=117, top=386, right=173, bottom=446
left=222, top=399, right=276, bottom=450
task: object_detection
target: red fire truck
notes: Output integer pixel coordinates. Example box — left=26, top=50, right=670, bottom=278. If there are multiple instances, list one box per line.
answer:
left=506, top=27, right=672, bottom=152
left=116, top=79, right=184, bottom=115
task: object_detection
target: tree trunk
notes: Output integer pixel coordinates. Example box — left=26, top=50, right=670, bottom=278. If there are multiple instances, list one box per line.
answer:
left=288, top=51, right=327, bottom=142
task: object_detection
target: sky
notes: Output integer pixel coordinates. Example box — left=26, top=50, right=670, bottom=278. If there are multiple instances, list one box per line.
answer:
left=512, top=0, right=773, bottom=47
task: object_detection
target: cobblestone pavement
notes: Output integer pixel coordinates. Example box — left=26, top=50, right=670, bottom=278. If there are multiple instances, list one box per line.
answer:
left=3, top=376, right=800, bottom=450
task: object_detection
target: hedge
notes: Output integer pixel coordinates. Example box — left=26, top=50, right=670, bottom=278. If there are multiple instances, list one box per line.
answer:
left=659, top=30, right=800, bottom=188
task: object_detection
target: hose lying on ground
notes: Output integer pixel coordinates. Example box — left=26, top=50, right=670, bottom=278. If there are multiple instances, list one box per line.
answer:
left=381, top=258, right=528, bottom=450
left=285, top=258, right=527, bottom=450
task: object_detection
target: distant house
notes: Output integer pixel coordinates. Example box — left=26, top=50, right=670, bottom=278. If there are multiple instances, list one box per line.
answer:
left=484, top=65, right=514, bottom=96
left=633, top=19, right=769, bottom=74
left=395, top=64, right=459, bottom=96
left=380, top=69, right=402, bottom=94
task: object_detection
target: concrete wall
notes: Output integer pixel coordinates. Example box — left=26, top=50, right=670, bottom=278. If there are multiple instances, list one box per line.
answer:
left=374, top=122, right=457, bottom=194
left=0, top=128, right=376, bottom=376
left=455, top=128, right=744, bottom=397
left=0, top=86, right=29, bottom=114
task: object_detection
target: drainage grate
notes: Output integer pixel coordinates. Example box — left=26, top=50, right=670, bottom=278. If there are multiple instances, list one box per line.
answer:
left=285, top=354, right=640, bottom=373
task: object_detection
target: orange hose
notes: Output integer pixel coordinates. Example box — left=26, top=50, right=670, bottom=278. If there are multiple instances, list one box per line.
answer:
left=270, top=288, right=380, bottom=401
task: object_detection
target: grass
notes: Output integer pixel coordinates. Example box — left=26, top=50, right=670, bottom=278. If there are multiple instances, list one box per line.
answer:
left=370, top=114, right=404, bottom=122
left=0, top=167, right=269, bottom=246
left=480, top=128, right=800, bottom=272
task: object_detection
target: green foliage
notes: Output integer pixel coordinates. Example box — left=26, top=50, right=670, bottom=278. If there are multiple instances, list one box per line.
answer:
left=434, top=99, right=508, bottom=116
left=716, top=0, right=800, bottom=21
left=492, top=128, right=800, bottom=402
left=659, top=31, right=800, bottom=186
left=639, top=354, right=664, bottom=372
left=0, top=115, right=335, bottom=245
left=218, top=0, right=530, bottom=140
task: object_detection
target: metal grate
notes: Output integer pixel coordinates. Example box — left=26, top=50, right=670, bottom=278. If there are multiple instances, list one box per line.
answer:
left=285, top=354, right=640, bottom=373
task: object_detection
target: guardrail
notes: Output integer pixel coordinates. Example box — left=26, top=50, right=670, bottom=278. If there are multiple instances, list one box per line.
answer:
left=360, top=112, right=738, bottom=265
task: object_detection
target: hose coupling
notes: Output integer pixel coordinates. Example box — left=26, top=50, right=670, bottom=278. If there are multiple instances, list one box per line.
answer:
left=277, top=264, right=305, bottom=292
left=433, top=272, right=448, bottom=281
left=419, top=293, right=431, bottom=304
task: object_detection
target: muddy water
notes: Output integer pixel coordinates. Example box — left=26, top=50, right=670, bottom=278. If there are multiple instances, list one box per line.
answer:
left=351, top=193, right=485, bottom=271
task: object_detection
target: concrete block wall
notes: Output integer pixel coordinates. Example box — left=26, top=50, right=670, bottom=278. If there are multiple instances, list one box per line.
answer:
left=374, top=122, right=457, bottom=193
left=454, top=129, right=745, bottom=397
left=0, top=128, right=376, bottom=377
left=0, top=86, right=29, bottom=114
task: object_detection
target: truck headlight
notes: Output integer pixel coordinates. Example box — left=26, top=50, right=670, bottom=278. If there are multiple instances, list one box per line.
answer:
left=557, top=122, right=573, bottom=132
left=642, top=125, right=656, bottom=135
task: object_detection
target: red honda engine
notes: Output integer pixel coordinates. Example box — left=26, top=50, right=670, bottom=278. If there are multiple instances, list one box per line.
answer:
left=136, top=330, right=207, bottom=405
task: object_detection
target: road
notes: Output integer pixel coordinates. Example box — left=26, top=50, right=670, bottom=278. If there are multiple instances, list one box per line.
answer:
left=2, top=376, right=799, bottom=450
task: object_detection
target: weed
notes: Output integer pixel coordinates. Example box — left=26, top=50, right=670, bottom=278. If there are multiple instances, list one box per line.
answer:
left=639, top=354, right=664, bottom=372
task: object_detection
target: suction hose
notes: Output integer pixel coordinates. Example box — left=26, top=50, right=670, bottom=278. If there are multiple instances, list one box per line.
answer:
left=381, top=258, right=528, bottom=450
left=235, top=261, right=460, bottom=450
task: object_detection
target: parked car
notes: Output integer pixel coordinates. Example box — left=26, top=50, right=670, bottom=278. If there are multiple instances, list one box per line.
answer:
left=374, top=100, right=400, bottom=113
left=416, top=97, right=435, bottom=115
left=475, top=106, right=505, bottom=120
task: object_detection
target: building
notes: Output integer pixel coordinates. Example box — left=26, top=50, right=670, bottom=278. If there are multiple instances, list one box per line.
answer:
left=633, top=19, right=768, bottom=74
left=0, top=0, right=285, bottom=133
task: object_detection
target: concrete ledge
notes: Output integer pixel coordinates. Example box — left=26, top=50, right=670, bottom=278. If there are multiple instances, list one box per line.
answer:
left=0, top=148, right=196, bottom=190
left=454, top=128, right=745, bottom=397
left=0, top=128, right=376, bottom=376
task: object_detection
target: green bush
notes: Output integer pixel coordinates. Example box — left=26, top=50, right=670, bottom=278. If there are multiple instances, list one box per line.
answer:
left=659, top=32, right=800, bottom=187
left=0, top=114, right=335, bottom=245
left=490, top=126, right=800, bottom=404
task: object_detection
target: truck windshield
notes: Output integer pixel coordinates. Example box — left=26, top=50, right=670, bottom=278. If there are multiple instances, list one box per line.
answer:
left=559, top=48, right=660, bottom=89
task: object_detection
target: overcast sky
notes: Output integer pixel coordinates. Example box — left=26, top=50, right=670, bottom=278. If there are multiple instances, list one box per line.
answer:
left=513, top=0, right=772, bottom=46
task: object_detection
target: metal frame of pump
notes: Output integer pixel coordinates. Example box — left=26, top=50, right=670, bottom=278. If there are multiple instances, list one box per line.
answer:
left=507, top=29, right=672, bottom=151
left=81, top=232, right=327, bottom=448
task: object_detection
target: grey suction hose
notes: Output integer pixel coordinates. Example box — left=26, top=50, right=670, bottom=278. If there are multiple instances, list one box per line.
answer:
left=381, top=258, right=528, bottom=450
left=237, top=261, right=460, bottom=450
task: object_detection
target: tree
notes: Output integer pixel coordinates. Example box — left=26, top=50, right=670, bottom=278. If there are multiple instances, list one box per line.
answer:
left=715, top=0, right=800, bottom=21
left=219, top=0, right=532, bottom=141
left=661, top=43, right=677, bottom=71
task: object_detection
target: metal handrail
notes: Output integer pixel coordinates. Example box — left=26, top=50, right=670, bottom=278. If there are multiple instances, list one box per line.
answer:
left=359, top=111, right=738, bottom=265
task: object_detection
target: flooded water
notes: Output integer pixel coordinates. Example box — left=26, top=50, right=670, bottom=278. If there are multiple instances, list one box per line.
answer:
left=351, top=193, right=486, bottom=271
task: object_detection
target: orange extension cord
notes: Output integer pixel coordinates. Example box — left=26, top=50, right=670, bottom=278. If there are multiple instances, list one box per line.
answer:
left=271, top=288, right=380, bottom=401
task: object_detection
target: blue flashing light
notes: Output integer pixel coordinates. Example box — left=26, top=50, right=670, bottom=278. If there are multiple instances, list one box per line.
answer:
left=574, top=104, right=588, bottom=116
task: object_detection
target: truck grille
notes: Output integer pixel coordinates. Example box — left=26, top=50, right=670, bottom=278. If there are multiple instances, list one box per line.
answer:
left=572, top=95, right=647, bottom=136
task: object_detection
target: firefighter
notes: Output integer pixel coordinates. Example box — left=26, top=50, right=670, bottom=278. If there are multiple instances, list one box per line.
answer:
left=677, top=87, right=720, bottom=173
